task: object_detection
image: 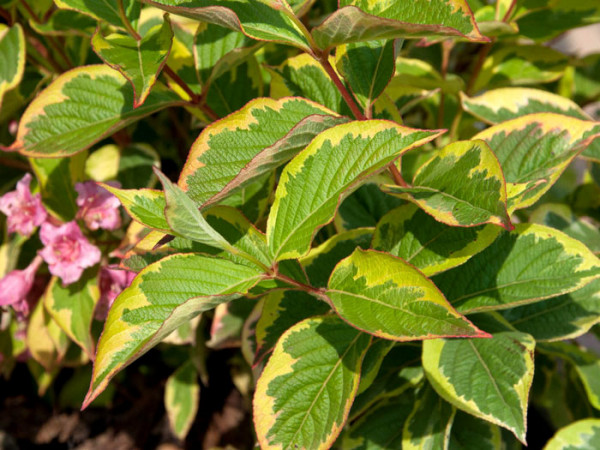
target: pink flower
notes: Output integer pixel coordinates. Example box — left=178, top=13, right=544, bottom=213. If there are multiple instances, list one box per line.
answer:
left=75, top=181, right=121, bottom=231
left=0, top=256, right=42, bottom=307
left=0, top=173, right=47, bottom=236
left=39, top=222, right=101, bottom=285
left=95, top=266, right=136, bottom=319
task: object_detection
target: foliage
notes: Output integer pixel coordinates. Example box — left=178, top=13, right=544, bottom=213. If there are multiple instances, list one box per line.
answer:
left=1, top=0, right=600, bottom=448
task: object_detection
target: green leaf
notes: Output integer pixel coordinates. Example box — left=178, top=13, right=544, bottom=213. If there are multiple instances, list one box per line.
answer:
left=178, top=97, right=337, bottom=205
left=356, top=339, right=395, bottom=395
left=253, top=315, right=371, bottom=450
left=267, top=120, right=442, bottom=261
left=9, top=65, right=183, bottom=157
left=55, top=0, right=140, bottom=29
left=473, top=113, right=600, bottom=211
left=327, top=249, right=487, bottom=341
left=382, top=140, right=512, bottom=229
left=503, top=279, right=600, bottom=341
left=30, top=153, right=86, bottom=221
left=92, top=16, right=173, bottom=107
left=434, top=223, right=600, bottom=314
left=335, top=39, right=396, bottom=113
left=312, top=0, right=488, bottom=50
left=208, top=297, right=258, bottom=349
left=403, top=384, right=456, bottom=450
left=461, top=88, right=591, bottom=125
left=545, top=419, right=600, bottom=450
left=29, top=9, right=97, bottom=37
left=83, top=252, right=263, bottom=408
left=449, top=411, right=502, bottom=450
left=423, top=314, right=535, bottom=443
left=538, top=342, right=600, bottom=411
left=392, top=57, right=464, bottom=94
left=373, top=204, right=501, bottom=276
left=0, top=24, right=25, bottom=110
left=165, top=360, right=199, bottom=440
left=474, top=45, right=568, bottom=92
left=254, top=290, right=331, bottom=364
left=300, top=228, right=374, bottom=288
left=341, top=393, right=416, bottom=450
left=155, top=169, right=231, bottom=249
left=44, top=272, right=99, bottom=360
left=27, top=299, right=70, bottom=373
left=102, top=185, right=170, bottom=231
left=144, top=0, right=312, bottom=51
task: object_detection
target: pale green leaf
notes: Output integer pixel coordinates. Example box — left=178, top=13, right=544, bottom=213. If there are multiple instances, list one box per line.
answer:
left=544, top=419, right=600, bottom=450
left=165, top=360, right=199, bottom=440
left=0, top=24, right=25, bottom=110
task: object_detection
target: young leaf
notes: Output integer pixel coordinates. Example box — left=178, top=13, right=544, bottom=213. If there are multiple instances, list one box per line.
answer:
left=144, top=0, right=312, bottom=51
left=312, top=0, right=488, bottom=50
left=44, top=272, right=100, bottom=360
left=341, top=393, right=416, bottom=450
left=178, top=97, right=338, bottom=205
left=100, top=185, right=170, bottom=232
left=473, top=113, right=600, bottom=211
left=461, top=88, right=591, bottom=125
left=373, top=204, right=501, bottom=276
left=9, top=65, right=183, bottom=157
left=253, top=315, right=371, bottom=450
left=0, top=24, right=25, bottom=110
left=55, top=0, right=140, bottom=29
left=267, top=120, right=443, bottom=261
left=423, top=314, right=535, bottom=443
left=502, top=279, right=600, bottom=342
left=434, top=224, right=600, bottom=314
left=473, top=45, right=568, bottom=92
left=382, top=140, right=512, bottom=229
left=403, top=384, right=456, bottom=450
left=84, top=253, right=263, bottom=408
left=544, top=419, right=600, bottom=450
left=327, top=249, right=487, bottom=341
left=335, top=39, right=396, bottom=113
left=165, top=360, right=199, bottom=440
left=92, top=16, right=174, bottom=107
left=254, top=290, right=331, bottom=364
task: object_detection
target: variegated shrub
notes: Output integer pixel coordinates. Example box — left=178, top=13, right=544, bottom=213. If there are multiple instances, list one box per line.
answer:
left=2, top=0, right=600, bottom=448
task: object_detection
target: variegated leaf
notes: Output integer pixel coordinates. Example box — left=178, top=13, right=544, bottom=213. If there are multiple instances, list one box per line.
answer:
left=326, top=249, right=487, bottom=341
left=423, top=314, right=535, bottom=443
left=434, top=224, right=600, bottom=314
left=165, top=360, right=199, bottom=439
left=55, top=0, right=140, bottom=28
left=0, top=24, right=25, bottom=110
left=382, top=140, right=512, bottom=229
left=544, top=419, right=600, bottom=450
left=267, top=120, right=442, bottom=261
left=253, top=316, right=371, bottom=450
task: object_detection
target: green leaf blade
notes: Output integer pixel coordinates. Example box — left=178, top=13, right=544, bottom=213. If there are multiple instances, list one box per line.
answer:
left=0, top=24, right=26, bottom=109
left=165, top=361, right=199, bottom=440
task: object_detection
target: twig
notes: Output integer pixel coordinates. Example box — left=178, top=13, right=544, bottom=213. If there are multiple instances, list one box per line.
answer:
left=466, top=43, right=492, bottom=95
left=316, top=51, right=367, bottom=120
left=19, top=0, right=40, bottom=23
left=117, top=0, right=141, bottom=40
left=389, top=163, right=409, bottom=187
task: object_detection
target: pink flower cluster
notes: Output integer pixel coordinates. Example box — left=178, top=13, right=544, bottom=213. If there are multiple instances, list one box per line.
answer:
left=0, top=174, right=125, bottom=319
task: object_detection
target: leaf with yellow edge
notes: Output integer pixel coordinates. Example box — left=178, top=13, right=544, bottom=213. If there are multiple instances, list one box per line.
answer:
left=9, top=65, right=183, bottom=157
left=83, top=252, right=264, bottom=408
left=473, top=113, right=600, bottom=211
left=544, top=419, right=600, bottom=450
left=326, top=249, right=487, bottom=340
left=101, top=185, right=170, bottom=232
left=54, top=0, right=140, bottom=28
left=178, top=97, right=339, bottom=206
left=373, top=204, right=500, bottom=276
left=312, top=0, right=488, bottom=50
left=165, top=360, right=199, bottom=440
left=143, top=0, right=312, bottom=51
left=267, top=120, right=443, bottom=261
left=423, top=313, right=535, bottom=444
left=382, top=140, right=512, bottom=229
left=44, top=271, right=100, bottom=360
left=27, top=300, right=69, bottom=373
left=91, top=15, right=174, bottom=107
left=461, top=88, right=591, bottom=125
left=433, top=224, right=600, bottom=314
left=0, top=24, right=25, bottom=110
left=253, top=315, right=371, bottom=450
